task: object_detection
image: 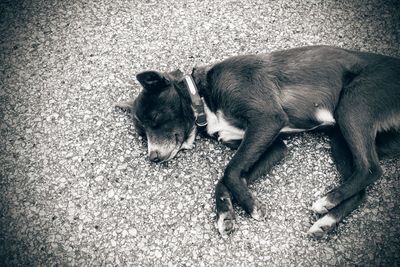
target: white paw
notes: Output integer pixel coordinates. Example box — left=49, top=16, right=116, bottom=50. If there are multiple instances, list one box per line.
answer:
left=251, top=199, right=267, bottom=221
left=311, top=196, right=334, bottom=214
left=216, top=212, right=235, bottom=238
left=307, top=214, right=338, bottom=238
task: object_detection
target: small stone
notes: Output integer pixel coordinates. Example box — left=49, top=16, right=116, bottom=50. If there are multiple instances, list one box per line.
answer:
left=155, top=250, right=162, bottom=258
left=120, top=163, right=128, bottom=170
left=108, top=190, right=115, bottom=198
left=122, top=230, right=128, bottom=237
left=178, top=226, right=185, bottom=233
left=128, top=228, right=137, bottom=236
left=177, top=202, right=183, bottom=210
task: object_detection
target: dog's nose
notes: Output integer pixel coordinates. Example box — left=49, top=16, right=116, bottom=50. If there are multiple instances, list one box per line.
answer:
left=149, top=151, right=161, bottom=162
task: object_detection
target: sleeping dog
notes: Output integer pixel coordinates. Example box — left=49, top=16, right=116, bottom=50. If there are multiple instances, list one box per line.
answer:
left=116, top=46, right=400, bottom=238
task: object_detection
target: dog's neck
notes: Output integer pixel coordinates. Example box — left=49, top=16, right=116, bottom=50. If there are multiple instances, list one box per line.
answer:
left=184, top=75, right=208, bottom=127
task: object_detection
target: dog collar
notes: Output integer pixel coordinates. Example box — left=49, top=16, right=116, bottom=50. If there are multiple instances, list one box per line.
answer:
left=184, top=75, right=208, bottom=127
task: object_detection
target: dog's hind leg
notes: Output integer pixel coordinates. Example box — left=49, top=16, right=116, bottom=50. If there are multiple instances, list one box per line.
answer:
left=309, top=127, right=366, bottom=238
left=376, top=130, right=400, bottom=159
left=311, top=95, right=383, bottom=215
left=330, top=126, right=353, bottom=179
left=308, top=189, right=366, bottom=238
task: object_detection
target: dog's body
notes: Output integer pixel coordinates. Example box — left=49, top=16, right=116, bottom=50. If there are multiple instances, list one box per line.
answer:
left=118, top=46, right=400, bottom=238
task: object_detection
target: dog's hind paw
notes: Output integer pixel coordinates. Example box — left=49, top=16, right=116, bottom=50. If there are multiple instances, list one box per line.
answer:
left=216, top=211, right=235, bottom=238
left=311, top=196, right=335, bottom=215
left=307, top=214, right=338, bottom=239
left=251, top=199, right=267, bottom=221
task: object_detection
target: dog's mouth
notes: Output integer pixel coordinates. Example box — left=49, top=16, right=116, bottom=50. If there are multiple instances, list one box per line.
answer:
left=162, top=146, right=181, bottom=162
left=147, top=141, right=180, bottom=163
left=147, top=128, right=196, bottom=163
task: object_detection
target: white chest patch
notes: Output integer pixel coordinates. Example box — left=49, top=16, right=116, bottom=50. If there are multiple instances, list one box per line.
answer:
left=315, top=108, right=335, bottom=124
left=377, top=111, right=400, bottom=132
left=203, top=103, right=245, bottom=142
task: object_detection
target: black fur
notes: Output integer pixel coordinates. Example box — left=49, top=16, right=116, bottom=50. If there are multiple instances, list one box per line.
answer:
left=121, top=45, right=400, bottom=238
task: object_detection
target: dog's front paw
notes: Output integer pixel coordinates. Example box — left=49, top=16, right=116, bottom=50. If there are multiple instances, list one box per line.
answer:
left=251, top=198, right=267, bottom=221
left=216, top=211, right=236, bottom=238
left=311, top=196, right=335, bottom=215
left=307, top=214, right=338, bottom=239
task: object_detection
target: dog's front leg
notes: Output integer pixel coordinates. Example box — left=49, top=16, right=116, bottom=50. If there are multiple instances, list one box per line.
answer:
left=215, top=181, right=235, bottom=238
left=216, top=138, right=287, bottom=237
left=216, top=114, right=286, bottom=237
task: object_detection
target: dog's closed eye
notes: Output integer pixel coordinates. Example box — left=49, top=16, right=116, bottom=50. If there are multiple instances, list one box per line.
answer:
left=150, top=113, right=172, bottom=129
left=149, top=114, right=162, bottom=128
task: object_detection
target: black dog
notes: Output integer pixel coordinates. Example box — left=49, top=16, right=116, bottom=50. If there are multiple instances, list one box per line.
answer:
left=117, top=46, right=400, bottom=238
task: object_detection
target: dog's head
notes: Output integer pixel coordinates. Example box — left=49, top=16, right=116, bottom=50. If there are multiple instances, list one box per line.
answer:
left=133, top=70, right=197, bottom=162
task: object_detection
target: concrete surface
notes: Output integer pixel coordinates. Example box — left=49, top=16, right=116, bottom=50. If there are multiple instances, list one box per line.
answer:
left=0, top=0, right=399, bottom=265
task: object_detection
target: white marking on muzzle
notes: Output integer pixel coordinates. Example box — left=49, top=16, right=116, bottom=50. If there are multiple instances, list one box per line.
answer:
left=146, top=134, right=177, bottom=162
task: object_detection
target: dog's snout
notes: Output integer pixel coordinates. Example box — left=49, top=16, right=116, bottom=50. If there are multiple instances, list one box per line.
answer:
left=149, top=151, right=161, bottom=162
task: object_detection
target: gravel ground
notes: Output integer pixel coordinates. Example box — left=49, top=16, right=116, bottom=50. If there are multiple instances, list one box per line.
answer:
left=1, top=0, right=399, bottom=266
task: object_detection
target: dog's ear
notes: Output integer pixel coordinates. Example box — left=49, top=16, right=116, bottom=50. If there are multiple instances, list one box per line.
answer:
left=114, top=98, right=138, bottom=114
left=170, top=69, right=184, bottom=79
left=136, top=71, right=170, bottom=92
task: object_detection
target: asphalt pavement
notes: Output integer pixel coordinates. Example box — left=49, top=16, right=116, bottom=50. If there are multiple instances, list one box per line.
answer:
left=0, top=0, right=399, bottom=265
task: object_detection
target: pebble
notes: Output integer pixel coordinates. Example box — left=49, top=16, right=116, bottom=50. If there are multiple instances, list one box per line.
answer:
left=129, top=228, right=137, bottom=236
left=108, top=190, right=115, bottom=198
left=155, top=250, right=162, bottom=258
